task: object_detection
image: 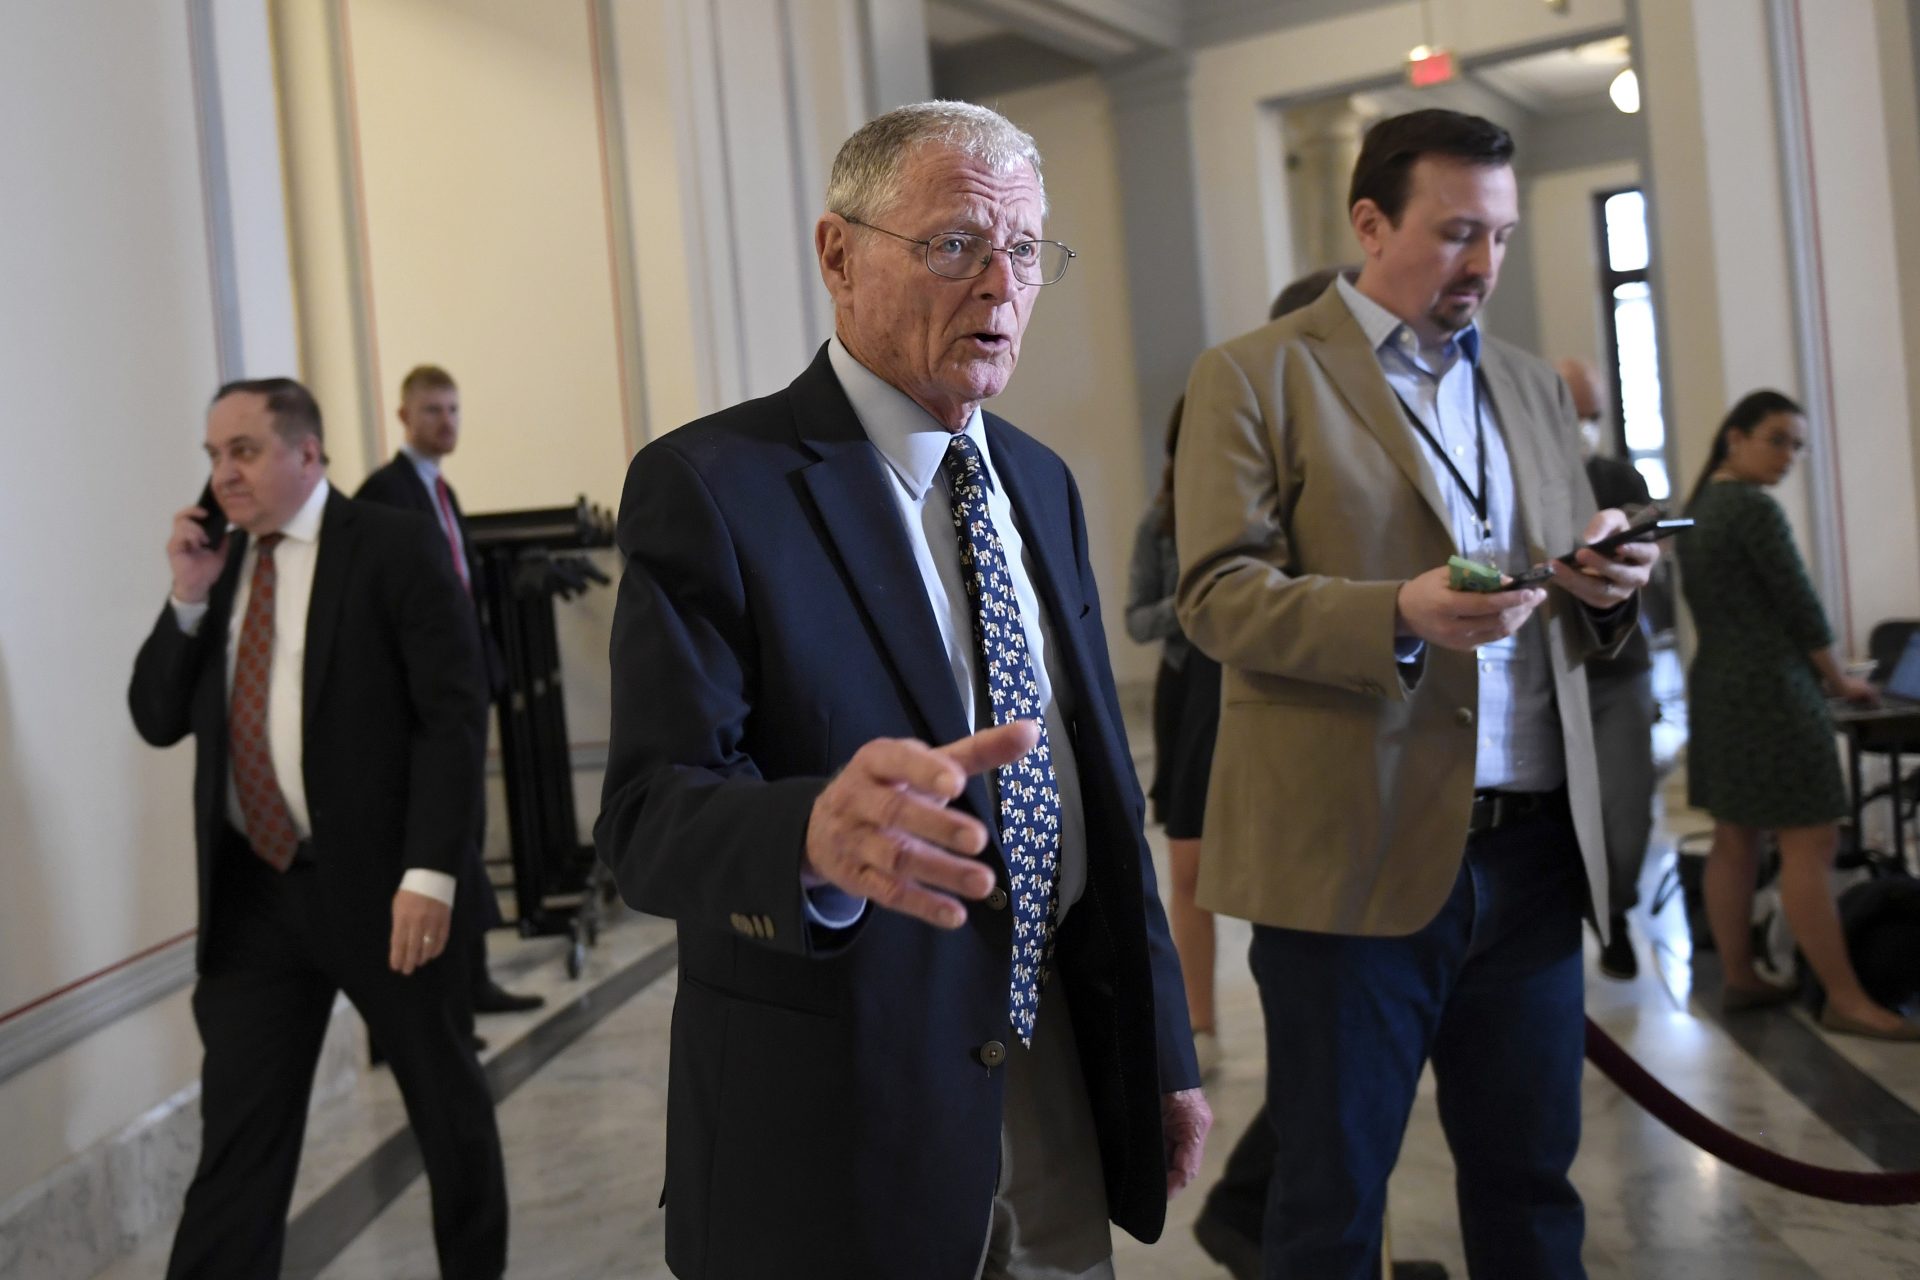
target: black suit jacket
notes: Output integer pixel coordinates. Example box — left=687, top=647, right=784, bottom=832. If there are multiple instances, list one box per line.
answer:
left=355, top=453, right=473, bottom=573
left=129, top=489, right=488, bottom=969
left=594, top=345, right=1198, bottom=1279
left=1585, top=454, right=1656, bottom=675
left=356, top=452, right=506, bottom=698
left=357, top=452, right=507, bottom=697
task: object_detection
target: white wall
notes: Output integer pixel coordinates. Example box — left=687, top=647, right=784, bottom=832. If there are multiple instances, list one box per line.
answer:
left=343, top=0, right=635, bottom=511
left=1528, top=160, right=1641, bottom=382
left=0, top=0, right=221, bottom=1201
left=1797, top=0, right=1920, bottom=644
left=1639, top=0, right=1920, bottom=651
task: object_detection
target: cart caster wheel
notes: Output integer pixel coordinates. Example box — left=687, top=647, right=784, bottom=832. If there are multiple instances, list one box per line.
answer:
left=567, top=942, right=585, bottom=979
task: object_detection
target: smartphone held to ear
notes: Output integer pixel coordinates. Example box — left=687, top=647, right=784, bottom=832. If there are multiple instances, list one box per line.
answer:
left=194, top=481, right=228, bottom=549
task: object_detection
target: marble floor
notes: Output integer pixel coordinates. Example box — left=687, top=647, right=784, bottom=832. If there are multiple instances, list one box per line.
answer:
left=90, top=707, right=1920, bottom=1278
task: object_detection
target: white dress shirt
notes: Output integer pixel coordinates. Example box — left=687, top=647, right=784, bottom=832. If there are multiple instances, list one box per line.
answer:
left=172, top=478, right=456, bottom=906
left=809, top=337, right=1089, bottom=927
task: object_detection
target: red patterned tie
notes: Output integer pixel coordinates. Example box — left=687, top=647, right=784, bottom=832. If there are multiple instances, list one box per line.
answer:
left=229, top=533, right=300, bottom=871
left=434, top=476, right=471, bottom=594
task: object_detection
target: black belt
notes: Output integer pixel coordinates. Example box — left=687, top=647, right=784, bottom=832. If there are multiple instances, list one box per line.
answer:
left=1467, top=788, right=1563, bottom=835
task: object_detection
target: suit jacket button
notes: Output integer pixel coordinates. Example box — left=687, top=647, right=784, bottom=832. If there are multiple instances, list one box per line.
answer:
left=1454, top=707, right=1474, bottom=728
left=985, top=887, right=1009, bottom=911
left=977, top=1040, right=1007, bottom=1068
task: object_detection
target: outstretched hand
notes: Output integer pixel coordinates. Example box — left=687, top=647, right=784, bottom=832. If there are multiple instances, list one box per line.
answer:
left=803, top=720, right=1040, bottom=929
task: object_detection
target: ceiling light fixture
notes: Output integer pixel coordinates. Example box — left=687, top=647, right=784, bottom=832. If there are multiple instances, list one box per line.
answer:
left=1609, top=67, right=1641, bottom=113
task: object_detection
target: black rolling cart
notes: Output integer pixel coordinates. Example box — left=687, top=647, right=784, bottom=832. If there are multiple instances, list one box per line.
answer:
left=466, top=498, right=617, bottom=978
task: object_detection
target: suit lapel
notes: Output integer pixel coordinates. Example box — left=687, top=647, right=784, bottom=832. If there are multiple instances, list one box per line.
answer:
left=1302, top=291, right=1455, bottom=540
left=303, top=490, right=356, bottom=719
left=392, top=453, right=436, bottom=517
left=985, top=419, right=1093, bottom=713
left=789, top=349, right=973, bottom=756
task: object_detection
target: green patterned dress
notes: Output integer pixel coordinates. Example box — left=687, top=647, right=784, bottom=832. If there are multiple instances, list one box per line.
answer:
left=1677, top=479, right=1847, bottom=827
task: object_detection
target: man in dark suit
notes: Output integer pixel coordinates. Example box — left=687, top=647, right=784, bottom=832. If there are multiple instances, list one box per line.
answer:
left=356, top=363, right=543, bottom=1018
left=1557, top=356, right=1661, bottom=981
left=594, top=101, right=1209, bottom=1279
left=130, top=378, right=507, bottom=1279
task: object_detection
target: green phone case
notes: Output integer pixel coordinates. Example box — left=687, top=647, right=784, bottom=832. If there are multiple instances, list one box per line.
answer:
left=1447, top=555, right=1504, bottom=593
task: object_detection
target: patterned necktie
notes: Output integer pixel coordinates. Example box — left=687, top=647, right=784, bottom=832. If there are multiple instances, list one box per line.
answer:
left=941, top=433, right=1061, bottom=1048
left=433, top=475, right=471, bottom=594
left=229, top=533, right=300, bottom=871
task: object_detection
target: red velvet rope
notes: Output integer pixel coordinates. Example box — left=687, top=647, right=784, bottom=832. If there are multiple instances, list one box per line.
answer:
left=1584, top=1017, right=1920, bottom=1205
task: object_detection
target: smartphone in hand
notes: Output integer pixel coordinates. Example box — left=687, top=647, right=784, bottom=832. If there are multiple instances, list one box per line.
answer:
left=1561, top=516, right=1692, bottom=564
left=194, top=481, right=228, bottom=549
left=1509, top=515, right=1693, bottom=585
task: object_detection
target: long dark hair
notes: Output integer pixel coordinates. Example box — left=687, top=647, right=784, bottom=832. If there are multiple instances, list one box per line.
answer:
left=1156, top=396, right=1185, bottom=535
left=1683, top=389, right=1804, bottom=512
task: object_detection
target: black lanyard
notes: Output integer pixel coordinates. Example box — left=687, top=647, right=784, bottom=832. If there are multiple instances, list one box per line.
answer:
left=1393, top=365, right=1492, bottom=545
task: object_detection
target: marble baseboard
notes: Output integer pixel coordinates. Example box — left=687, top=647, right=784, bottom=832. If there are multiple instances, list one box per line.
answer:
left=0, top=993, right=368, bottom=1280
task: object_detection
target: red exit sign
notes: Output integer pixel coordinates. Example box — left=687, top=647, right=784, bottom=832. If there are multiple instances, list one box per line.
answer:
left=1407, top=46, right=1457, bottom=88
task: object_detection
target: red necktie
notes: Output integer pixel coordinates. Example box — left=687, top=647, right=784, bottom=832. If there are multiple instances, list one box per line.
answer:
left=229, top=534, right=300, bottom=871
left=434, top=476, right=471, bottom=594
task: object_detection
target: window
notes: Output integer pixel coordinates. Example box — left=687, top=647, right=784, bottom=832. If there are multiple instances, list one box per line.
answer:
left=1594, top=187, right=1670, bottom=500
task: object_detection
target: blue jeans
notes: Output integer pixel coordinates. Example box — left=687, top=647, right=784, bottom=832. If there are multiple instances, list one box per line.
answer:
left=1249, top=808, right=1588, bottom=1279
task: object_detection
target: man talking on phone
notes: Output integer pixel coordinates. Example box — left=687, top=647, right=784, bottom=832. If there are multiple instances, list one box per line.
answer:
left=129, top=378, right=507, bottom=1279
left=1174, top=110, right=1656, bottom=1278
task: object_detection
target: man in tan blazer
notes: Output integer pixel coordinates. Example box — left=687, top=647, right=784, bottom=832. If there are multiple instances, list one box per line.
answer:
left=1174, top=110, right=1658, bottom=1279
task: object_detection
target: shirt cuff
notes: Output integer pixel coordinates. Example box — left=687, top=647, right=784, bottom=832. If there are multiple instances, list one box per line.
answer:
left=1394, top=635, right=1426, bottom=664
left=399, top=868, right=457, bottom=908
left=801, top=882, right=867, bottom=930
left=171, top=597, right=209, bottom=636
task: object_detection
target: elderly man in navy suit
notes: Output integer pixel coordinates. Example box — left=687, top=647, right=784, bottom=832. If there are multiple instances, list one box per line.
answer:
left=595, top=101, right=1209, bottom=1279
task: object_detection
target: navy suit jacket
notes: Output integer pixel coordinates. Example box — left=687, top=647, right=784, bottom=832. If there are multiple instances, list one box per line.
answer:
left=128, top=490, right=488, bottom=970
left=594, top=345, right=1198, bottom=1279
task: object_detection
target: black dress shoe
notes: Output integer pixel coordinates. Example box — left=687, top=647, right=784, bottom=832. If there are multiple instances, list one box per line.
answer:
left=1598, top=912, right=1638, bottom=981
left=1393, top=1264, right=1450, bottom=1279
left=472, top=980, right=545, bottom=1014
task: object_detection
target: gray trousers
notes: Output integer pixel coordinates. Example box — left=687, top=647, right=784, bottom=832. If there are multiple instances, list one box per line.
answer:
left=975, top=979, right=1115, bottom=1280
left=1589, top=670, right=1659, bottom=918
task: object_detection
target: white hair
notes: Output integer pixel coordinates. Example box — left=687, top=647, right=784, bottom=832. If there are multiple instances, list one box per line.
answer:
left=825, top=100, right=1047, bottom=223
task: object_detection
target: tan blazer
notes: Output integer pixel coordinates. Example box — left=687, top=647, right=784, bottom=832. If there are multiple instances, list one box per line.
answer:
left=1173, top=284, right=1629, bottom=936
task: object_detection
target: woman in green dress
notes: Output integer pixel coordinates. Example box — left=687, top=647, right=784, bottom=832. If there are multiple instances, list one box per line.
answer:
left=1679, top=390, right=1917, bottom=1039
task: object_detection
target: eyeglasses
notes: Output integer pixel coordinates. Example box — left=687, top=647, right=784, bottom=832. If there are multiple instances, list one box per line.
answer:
left=841, top=216, right=1075, bottom=286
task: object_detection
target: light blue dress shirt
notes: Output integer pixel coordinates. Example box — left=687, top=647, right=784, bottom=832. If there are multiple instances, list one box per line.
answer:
left=803, top=338, right=1089, bottom=928
left=1335, top=275, right=1564, bottom=792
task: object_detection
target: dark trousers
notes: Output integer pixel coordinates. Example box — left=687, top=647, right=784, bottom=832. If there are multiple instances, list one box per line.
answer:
left=167, top=836, right=508, bottom=1280
left=1589, top=671, right=1658, bottom=918
left=1248, top=808, right=1588, bottom=1280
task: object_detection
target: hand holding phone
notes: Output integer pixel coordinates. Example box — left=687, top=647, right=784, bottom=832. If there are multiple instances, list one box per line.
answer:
left=168, top=482, right=232, bottom=604
left=1509, top=515, right=1691, bottom=587
left=193, top=481, right=228, bottom=549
